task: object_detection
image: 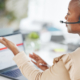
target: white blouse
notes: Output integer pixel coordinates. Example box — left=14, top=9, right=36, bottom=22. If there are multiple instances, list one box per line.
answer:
left=13, top=48, right=80, bottom=80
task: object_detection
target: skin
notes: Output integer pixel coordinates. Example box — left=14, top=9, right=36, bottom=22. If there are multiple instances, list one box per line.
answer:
left=0, top=37, right=19, bottom=55
left=0, top=0, right=80, bottom=71
left=29, top=53, right=49, bottom=71
left=65, top=0, right=80, bottom=33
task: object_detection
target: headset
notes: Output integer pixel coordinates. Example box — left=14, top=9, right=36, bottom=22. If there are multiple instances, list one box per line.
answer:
left=60, top=17, right=80, bottom=24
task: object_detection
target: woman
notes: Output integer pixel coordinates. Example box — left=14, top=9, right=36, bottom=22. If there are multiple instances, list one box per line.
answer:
left=0, top=0, right=80, bottom=80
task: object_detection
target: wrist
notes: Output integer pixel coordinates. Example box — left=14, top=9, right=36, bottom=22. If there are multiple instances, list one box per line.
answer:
left=12, top=47, right=20, bottom=55
left=13, top=50, right=20, bottom=55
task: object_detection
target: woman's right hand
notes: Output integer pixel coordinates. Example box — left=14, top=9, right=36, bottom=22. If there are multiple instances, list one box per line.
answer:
left=29, top=53, right=49, bottom=71
left=0, top=37, right=20, bottom=55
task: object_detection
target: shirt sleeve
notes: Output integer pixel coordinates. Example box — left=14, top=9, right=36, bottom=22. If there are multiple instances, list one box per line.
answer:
left=13, top=52, right=71, bottom=80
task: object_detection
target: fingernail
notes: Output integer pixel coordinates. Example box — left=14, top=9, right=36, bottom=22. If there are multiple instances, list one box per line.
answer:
left=39, top=63, right=42, bottom=65
left=39, top=63, right=44, bottom=66
left=39, top=63, right=47, bottom=66
left=0, top=37, right=3, bottom=39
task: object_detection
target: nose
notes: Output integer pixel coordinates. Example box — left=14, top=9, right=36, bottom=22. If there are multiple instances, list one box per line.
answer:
left=65, top=15, right=67, bottom=20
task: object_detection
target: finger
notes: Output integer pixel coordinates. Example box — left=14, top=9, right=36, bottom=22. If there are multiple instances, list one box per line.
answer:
left=29, top=53, right=37, bottom=58
left=31, top=60, right=42, bottom=68
left=40, top=60, right=47, bottom=65
left=29, top=54, right=35, bottom=59
left=33, top=53, right=47, bottom=64
left=2, top=37, right=15, bottom=46
left=29, top=53, right=38, bottom=61
left=0, top=38, right=7, bottom=46
left=39, top=66, right=48, bottom=71
left=2, top=37, right=10, bottom=43
left=38, top=60, right=47, bottom=65
left=31, top=59, right=48, bottom=70
left=33, top=53, right=41, bottom=60
left=33, top=53, right=45, bottom=61
left=33, top=53, right=40, bottom=58
left=30, top=53, right=47, bottom=64
left=29, top=53, right=32, bottom=57
left=29, top=54, right=34, bottom=58
left=37, top=63, right=48, bottom=70
left=31, top=60, right=37, bottom=65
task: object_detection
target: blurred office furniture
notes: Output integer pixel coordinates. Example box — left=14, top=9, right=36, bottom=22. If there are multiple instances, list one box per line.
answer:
left=42, top=23, right=65, bottom=43
left=51, top=35, right=65, bottom=43
left=67, top=40, right=80, bottom=51
left=20, top=18, right=43, bottom=32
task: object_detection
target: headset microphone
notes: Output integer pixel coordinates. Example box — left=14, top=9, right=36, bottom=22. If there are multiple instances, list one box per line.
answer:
left=60, top=17, right=80, bottom=24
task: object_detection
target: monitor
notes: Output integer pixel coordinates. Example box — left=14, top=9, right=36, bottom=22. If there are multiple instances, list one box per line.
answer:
left=0, top=33, right=24, bottom=70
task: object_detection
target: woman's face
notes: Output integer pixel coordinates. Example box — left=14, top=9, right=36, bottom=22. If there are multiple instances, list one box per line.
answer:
left=65, top=0, right=80, bottom=33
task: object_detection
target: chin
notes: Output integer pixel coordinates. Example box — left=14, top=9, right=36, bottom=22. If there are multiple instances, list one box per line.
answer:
left=67, top=29, right=78, bottom=34
left=67, top=29, right=74, bottom=33
left=67, top=25, right=72, bottom=33
left=68, top=30, right=72, bottom=33
left=67, top=28, right=71, bottom=33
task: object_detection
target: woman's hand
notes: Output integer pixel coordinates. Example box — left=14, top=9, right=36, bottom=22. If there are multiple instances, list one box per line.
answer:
left=29, top=53, right=49, bottom=71
left=0, top=37, right=20, bottom=55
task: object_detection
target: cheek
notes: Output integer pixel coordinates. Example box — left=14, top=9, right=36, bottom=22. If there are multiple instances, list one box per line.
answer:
left=67, top=14, right=77, bottom=22
left=67, top=15, right=73, bottom=21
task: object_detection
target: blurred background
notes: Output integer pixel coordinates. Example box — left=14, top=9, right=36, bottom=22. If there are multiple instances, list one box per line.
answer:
left=0, top=0, right=80, bottom=65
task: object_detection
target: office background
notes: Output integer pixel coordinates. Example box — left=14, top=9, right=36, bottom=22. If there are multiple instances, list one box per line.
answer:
left=0, top=0, right=80, bottom=72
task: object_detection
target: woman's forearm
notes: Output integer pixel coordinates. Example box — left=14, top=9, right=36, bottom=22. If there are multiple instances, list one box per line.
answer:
left=13, top=51, right=71, bottom=80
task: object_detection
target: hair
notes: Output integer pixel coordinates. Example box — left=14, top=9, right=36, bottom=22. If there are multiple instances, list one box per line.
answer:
left=78, top=0, right=80, bottom=7
left=70, top=0, right=80, bottom=16
left=71, top=0, right=80, bottom=9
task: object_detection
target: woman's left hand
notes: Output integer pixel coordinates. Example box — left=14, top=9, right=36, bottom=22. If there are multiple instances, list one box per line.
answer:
left=0, top=37, right=20, bottom=55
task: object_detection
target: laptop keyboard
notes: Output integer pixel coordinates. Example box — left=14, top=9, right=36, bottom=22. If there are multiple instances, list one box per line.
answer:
left=2, top=69, right=22, bottom=78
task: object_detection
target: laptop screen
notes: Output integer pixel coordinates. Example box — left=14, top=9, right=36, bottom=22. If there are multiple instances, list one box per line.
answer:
left=0, top=33, right=24, bottom=70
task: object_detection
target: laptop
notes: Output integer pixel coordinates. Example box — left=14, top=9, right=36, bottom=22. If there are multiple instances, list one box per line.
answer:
left=0, top=33, right=28, bottom=80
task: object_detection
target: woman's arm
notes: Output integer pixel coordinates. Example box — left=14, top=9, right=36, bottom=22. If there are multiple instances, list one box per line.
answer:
left=29, top=53, right=50, bottom=71
left=0, top=37, right=71, bottom=80
left=0, top=37, right=20, bottom=55
left=13, top=52, right=70, bottom=80
left=0, top=37, right=49, bottom=71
